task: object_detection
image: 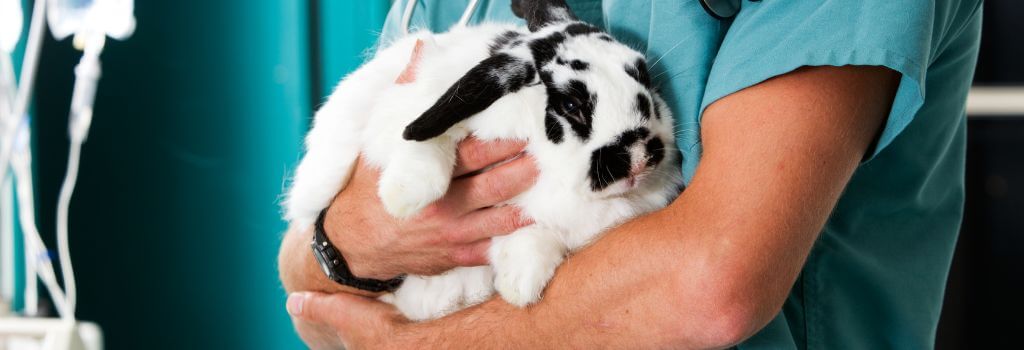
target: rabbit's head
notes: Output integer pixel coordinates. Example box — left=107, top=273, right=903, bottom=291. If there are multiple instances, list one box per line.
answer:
left=403, top=0, right=677, bottom=198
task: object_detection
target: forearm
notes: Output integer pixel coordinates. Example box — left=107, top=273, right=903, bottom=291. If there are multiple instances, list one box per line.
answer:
left=278, top=226, right=384, bottom=298
left=410, top=211, right=701, bottom=348
left=409, top=66, right=896, bottom=349
left=412, top=188, right=802, bottom=349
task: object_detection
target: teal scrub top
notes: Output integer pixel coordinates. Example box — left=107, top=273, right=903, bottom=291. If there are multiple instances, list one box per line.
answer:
left=377, top=1, right=982, bottom=348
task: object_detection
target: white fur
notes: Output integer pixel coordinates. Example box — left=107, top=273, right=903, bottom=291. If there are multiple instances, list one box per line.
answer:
left=286, top=23, right=683, bottom=321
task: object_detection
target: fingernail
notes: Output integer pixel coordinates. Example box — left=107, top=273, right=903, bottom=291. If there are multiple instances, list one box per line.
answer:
left=287, top=292, right=307, bottom=316
left=511, top=150, right=527, bottom=161
left=516, top=209, right=534, bottom=226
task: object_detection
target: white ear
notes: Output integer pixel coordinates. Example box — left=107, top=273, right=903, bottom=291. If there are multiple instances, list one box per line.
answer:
left=420, top=33, right=440, bottom=51
left=396, top=34, right=444, bottom=84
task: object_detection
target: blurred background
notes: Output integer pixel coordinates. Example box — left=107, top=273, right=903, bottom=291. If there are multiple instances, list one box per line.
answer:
left=0, top=0, right=1020, bottom=349
left=3, top=1, right=392, bottom=348
left=937, top=0, right=1024, bottom=348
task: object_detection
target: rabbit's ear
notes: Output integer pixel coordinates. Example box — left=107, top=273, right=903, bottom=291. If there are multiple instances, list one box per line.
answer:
left=403, top=53, right=536, bottom=141
left=395, top=35, right=442, bottom=84
left=511, top=0, right=578, bottom=31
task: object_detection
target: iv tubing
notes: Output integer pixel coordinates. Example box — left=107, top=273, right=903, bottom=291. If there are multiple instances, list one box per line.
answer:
left=0, top=0, right=46, bottom=195
left=12, top=0, right=45, bottom=121
left=53, top=36, right=104, bottom=319
left=1, top=0, right=77, bottom=320
left=54, top=130, right=81, bottom=319
left=11, top=151, right=69, bottom=318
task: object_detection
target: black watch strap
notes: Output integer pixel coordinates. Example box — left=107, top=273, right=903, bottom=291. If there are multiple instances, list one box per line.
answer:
left=311, top=209, right=405, bottom=293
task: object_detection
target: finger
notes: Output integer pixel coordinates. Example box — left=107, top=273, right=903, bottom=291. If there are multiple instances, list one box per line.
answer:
left=338, top=156, right=381, bottom=191
left=442, top=155, right=539, bottom=214
left=448, top=239, right=494, bottom=267
left=443, top=205, right=532, bottom=244
left=453, top=137, right=528, bottom=178
left=292, top=319, right=344, bottom=350
left=288, top=292, right=381, bottom=330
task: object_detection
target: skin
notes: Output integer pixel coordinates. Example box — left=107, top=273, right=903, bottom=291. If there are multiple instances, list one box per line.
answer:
left=278, top=64, right=901, bottom=349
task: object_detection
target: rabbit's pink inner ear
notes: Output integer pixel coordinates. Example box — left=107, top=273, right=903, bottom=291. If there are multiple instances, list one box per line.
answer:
left=395, top=39, right=424, bottom=84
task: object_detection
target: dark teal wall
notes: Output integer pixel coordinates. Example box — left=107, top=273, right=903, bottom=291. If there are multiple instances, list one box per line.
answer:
left=25, top=0, right=390, bottom=348
left=318, top=1, right=391, bottom=98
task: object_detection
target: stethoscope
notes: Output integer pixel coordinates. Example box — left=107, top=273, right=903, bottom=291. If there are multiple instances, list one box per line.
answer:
left=400, top=0, right=755, bottom=35
left=699, top=0, right=757, bottom=19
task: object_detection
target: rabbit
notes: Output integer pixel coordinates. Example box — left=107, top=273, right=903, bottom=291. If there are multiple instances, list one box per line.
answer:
left=284, top=0, right=685, bottom=321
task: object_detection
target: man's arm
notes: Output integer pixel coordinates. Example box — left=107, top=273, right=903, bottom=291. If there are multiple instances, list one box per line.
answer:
left=279, top=138, right=536, bottom=297
left=292, top=65, right=900, bottom=349
left=279, top=42, right=536, bottom=299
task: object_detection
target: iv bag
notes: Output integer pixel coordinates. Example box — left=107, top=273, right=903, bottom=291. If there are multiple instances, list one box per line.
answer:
left=48, top=0, right=135, bottom=42
left=0, top=0, right=22, bottom=53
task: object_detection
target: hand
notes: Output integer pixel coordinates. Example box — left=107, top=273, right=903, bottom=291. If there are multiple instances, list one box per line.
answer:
left=326, top=137, right=539, bottom=280
left=287, top=292, right=412, bottom=350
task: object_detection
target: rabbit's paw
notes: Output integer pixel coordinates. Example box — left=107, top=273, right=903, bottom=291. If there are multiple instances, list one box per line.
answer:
left=492, top=233, right=565, bottom=307
left=378, top=161, right=450, bottom=219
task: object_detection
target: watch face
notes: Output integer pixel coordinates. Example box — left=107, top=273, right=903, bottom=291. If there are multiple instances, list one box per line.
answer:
left=312, top=247, right=334, bottom=278
left=320, top=262, right=331, bottom=277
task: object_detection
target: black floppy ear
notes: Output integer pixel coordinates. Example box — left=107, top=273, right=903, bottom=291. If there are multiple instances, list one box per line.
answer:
left=403, top=54, right=537, bottom=141
left=511, top=0, right=578, bottom=31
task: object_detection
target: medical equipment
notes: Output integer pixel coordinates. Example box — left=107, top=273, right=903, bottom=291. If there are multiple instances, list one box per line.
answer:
left=0, top=0, right=22, bottom=53
left=400, top=0, right=749, bottom=36
left=1, top=0, right=134, bottom=349
left=48, top=0, right=135, bottom=45
left=0, top=0, right=22, bottom=312
left=698, top=0, right=741, bottom=19
left=699, top=0, right=762, bottom=19
left=400, top=0, right=479, bottom=35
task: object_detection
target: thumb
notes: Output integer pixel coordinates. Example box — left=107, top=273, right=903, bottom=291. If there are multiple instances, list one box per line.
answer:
left=287, top=292, right=393, bottom=329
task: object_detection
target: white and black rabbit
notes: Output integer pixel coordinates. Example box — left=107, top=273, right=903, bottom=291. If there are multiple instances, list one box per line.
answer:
left=285, top=0, right=684, bottom=321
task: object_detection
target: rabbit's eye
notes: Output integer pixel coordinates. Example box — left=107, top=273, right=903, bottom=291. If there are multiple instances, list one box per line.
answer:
left=561, top=100, right=579, bottom=114
left=554, top=80, right=592, bottom=127
left=558, top=98, right=588, bottom=125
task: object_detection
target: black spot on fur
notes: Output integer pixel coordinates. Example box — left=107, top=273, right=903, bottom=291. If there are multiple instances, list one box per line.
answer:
left=490, top=30, right=523, bottom=54
left=645, top=138, right=665, bottom=167
left=565, top=23, right=602, bottom=37
left=555, top=57, right=588, bottom=71
left=512, top=0, right=578, bottom=31
left=569, top=60, right=589, bottom=71
left=547, top=79, right=595, bottom=141
left=635, top=93, right=652, bottom=120
left=598, top=34, right=614, bottom=42
left=538, top=70, right=554, bottom=84
left=624, top=58, right=651, bottom=88
left=529, top=31, right=566, bottom=67
left=618, top=127, right=650, bottom=146
left=544, top=112, right=564, bottom=144
left=404, top=54, right=536, bottom=141
left=587, top=128, right=652, bottom=191
left=589, top=144, right=631, bottom=191
left=506, top=64, right=536, bottom=93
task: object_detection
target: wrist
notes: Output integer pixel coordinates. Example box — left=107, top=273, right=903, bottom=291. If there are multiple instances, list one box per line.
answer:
left=278, top=227, right=329, bottom=293
left=322, top=208, right=403, bottom=281
left=277, top=226, right=384, bottom=297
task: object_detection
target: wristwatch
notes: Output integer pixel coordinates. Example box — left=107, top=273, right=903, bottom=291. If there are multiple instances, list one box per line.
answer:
left=310, top=209, right=405, bottom=293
